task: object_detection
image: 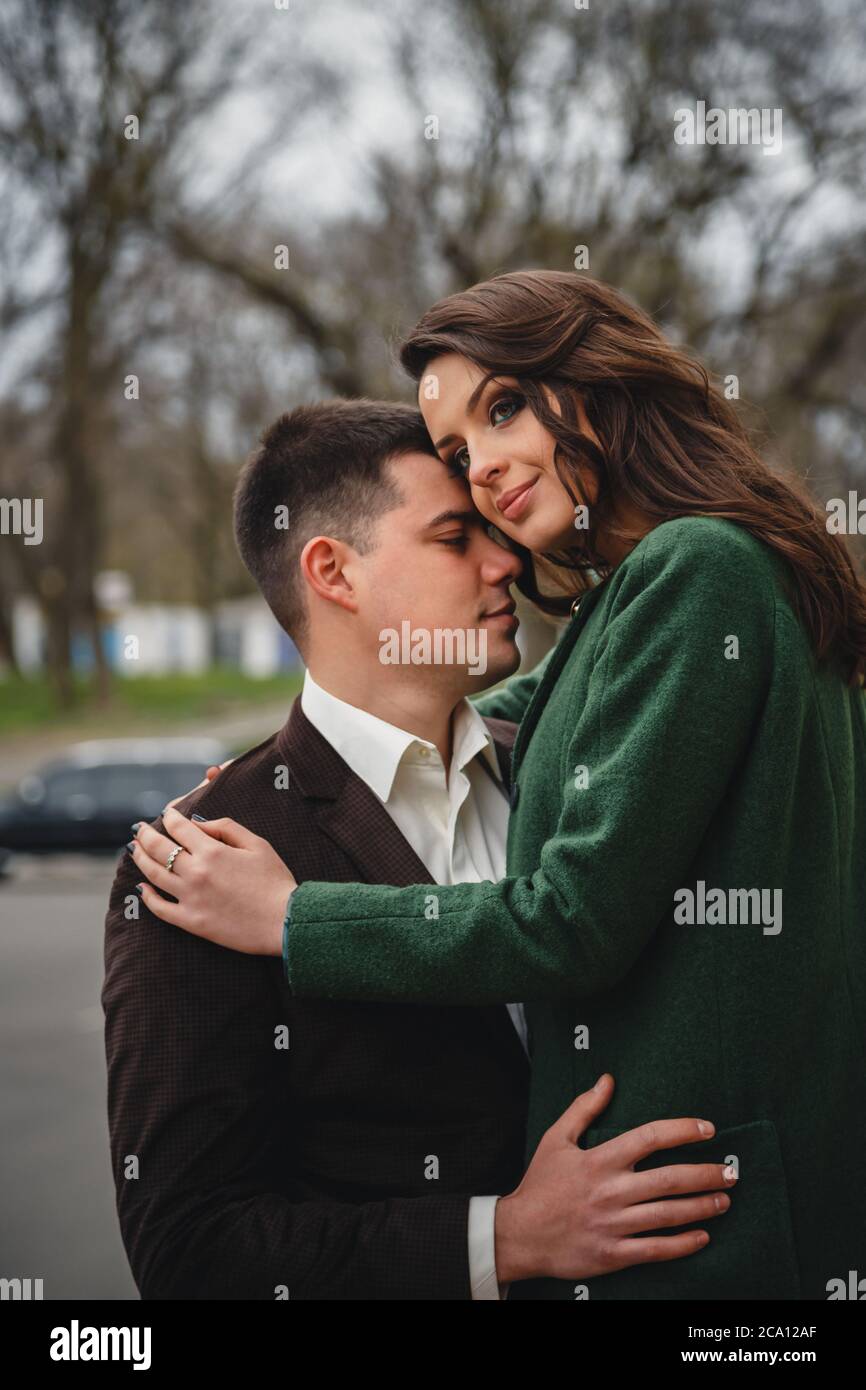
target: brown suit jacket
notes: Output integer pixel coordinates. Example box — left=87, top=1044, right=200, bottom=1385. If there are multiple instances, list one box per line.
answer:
left=102, top=699, right=530, bottom=1300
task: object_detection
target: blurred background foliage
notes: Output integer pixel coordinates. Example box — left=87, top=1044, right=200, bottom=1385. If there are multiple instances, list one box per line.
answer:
left=1, top=0, right=865, bottom=714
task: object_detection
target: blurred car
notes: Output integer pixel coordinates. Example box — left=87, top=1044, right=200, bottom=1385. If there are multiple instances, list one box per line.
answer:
left=0, top=738, right=229, bottom=856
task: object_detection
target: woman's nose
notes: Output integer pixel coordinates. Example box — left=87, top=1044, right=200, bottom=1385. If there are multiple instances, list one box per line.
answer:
left=467, top=441, right=507, bottom=489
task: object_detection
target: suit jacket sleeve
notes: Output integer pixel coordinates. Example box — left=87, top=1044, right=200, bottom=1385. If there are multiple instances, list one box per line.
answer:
left=103, top=838, right=473, bottom=1300
left=285, top=524, right=776, bottom=1005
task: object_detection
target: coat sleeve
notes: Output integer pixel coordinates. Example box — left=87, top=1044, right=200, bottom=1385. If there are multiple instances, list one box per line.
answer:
left=286, top=524, right=777, bottom=1005
left=470, top=644, right=557, bottom=722
left=103, top=839, right=473, bottom=1301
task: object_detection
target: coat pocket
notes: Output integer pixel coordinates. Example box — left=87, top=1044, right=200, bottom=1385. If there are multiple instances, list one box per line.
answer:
left=578, top=1118, right=802, bottom=1300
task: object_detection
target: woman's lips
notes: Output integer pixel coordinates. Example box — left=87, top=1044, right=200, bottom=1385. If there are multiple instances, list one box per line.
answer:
left=498, top=478, right=537, bottom=521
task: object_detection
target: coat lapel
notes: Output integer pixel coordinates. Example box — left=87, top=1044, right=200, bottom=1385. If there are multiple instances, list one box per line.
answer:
left=511, top=582, right=609, bottom=782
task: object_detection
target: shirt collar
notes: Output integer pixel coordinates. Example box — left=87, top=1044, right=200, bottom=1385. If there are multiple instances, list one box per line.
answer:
left=451, top=697, right=502, bottom=783
left=300, top=669, right=501, bottom=804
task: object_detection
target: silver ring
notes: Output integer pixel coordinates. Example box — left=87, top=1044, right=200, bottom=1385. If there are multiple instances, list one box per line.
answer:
left=166, top=845, right=185, bottom=873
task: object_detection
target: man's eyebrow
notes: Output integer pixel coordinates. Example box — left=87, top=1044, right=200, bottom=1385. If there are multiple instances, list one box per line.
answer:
left=423, top=508, right=485, bottom=530
left=433, top=374, right=497, bottom=451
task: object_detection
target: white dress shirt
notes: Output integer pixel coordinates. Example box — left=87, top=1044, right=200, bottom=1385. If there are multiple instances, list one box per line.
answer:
left=300, top=669, right=528, bottom=1300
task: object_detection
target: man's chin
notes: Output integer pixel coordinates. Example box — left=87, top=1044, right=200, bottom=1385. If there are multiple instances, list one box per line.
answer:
left=468, top=641, right=521, bottom=692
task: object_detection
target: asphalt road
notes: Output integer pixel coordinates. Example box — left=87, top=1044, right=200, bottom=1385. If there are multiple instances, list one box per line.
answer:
left=0, top=854, right=138, bottom=1300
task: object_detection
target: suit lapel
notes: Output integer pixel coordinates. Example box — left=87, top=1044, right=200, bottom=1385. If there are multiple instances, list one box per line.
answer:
left=315, top=778, right=437, bottom=892
left=276, top=698, right=529, bottom=1071
left=278, top=699, right=436, bottom=888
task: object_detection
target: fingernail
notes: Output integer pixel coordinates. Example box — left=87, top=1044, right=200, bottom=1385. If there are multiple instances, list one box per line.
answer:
left=131, top=822, right=141, bottom=832
left=191, top=813, right=207, bottom=822
left=126, top=840, right=136, bottom=852
left=697, top=1120, right=714, bottom=1136
left=696, top=1231, right=709, bottom=1247
left=724, top=1165, right=738, bottom=1184
left=593, top=1073, right=608, bottom=1091
left=134, top=883, right=144, bottom=895
left=714, top=1194, right=730, bottom=1211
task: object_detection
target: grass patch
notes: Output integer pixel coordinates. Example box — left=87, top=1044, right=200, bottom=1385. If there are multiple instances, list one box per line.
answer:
left=0, top=669, right=304, bottom=737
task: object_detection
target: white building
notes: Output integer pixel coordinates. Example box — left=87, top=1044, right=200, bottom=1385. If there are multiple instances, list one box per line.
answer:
left=7, top=586, right=302, bottom=679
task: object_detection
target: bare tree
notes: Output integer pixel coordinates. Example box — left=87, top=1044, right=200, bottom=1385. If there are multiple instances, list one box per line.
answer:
left=2, top=0, right=864, bottom=707
left=0, top=0, right=263, bottom=703
left=158, top=0, right=866, bottom=489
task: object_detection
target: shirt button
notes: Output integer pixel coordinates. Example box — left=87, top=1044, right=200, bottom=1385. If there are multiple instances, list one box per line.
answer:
left=419, top=746, right=430, bottom=758
left=510, top=783, right=520, bottom=809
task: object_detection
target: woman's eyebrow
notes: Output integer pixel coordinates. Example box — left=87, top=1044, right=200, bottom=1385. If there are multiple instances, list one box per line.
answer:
left=433, top=375, right=498, bottom=450
left=466, top=375, right=495, bottom=413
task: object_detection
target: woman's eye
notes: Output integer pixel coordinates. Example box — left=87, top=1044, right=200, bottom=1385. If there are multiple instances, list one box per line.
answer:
left=490, top=395, right=522, bottom=426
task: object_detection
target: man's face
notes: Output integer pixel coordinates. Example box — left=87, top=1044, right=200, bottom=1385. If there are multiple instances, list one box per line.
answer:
left=351, top=451, right=524, bottom=694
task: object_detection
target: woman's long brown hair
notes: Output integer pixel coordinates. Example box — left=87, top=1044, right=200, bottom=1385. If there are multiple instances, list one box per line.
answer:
left=400, top=269, right=866, bottom=685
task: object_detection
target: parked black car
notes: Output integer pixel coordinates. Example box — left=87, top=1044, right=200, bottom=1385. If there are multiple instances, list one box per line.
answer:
left=0, top=738, right=229, bottom=857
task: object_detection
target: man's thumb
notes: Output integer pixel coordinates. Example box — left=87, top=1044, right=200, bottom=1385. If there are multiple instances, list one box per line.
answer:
left=549, top=1073, right=615, bottom=1146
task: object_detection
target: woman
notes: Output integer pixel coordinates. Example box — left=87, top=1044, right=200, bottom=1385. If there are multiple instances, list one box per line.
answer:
left=134, top=271, right=866, bottom=1300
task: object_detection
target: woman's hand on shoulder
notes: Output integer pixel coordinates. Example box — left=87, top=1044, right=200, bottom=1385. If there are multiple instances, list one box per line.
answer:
left=127, top=805, right=295, bottom=956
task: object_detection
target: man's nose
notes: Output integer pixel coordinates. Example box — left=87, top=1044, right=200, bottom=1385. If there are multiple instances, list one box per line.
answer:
left=482, top=538, right=523, bottom=584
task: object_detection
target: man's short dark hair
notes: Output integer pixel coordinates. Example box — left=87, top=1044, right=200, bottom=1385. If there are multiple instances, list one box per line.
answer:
left=233, top=399, right=436, bottom=647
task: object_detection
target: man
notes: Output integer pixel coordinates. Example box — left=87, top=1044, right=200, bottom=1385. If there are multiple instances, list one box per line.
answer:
left=106, top=400, right=733, bottom=1299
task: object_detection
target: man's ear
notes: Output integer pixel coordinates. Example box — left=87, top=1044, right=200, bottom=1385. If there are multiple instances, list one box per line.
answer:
left=299, top=535, right=359, bottom=616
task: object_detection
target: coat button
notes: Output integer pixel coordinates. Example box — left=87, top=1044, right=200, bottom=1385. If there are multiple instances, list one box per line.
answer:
left=510, top=783, right=520, bottom=809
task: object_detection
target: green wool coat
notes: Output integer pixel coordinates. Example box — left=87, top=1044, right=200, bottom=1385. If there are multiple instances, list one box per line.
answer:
left=285, top=516, right=866, bottom=1300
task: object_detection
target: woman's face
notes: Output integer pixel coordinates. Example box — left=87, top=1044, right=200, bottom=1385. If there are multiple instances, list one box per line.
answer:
left=418, top=352, right=600, bottom=555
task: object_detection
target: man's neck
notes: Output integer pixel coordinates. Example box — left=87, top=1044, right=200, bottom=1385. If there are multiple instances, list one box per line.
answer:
left=304, top=659, right=463, bottom=770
